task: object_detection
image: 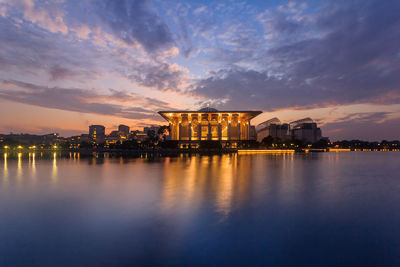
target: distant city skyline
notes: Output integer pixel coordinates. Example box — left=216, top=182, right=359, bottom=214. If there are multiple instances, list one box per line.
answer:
left=0, top=0, right=399, bottom=141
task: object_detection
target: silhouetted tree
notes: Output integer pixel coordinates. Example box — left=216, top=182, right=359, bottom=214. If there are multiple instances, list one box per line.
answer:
left=157, top=125, right=170, bottom=141
left=261, top=136, right=274, bottom=147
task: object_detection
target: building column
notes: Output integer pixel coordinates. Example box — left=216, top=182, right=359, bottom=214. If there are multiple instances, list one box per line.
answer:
left=188, top=121, right=192, bottom=141
left=238, top=122, right=241, bottom=141
left=168, top=122, right=172, bottom=139
left=247, top=121, right=251, bottom=140
left=198, top=123, right=201, bottom=140
left=207, top=121, right=212, bottom=140
left=178, top=122, right=182, bottom=141
left=218, top=123, right=222, bottom=141
left=228, top=122, right=231, bottom=140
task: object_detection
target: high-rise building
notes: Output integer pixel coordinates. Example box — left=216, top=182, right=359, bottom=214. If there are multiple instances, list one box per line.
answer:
left=256, top=117, right=324, bottom=143
left=89, top=125, right=105, bottom=144
left=291, top=122, right=322, bottom=143
left=256, top=118, right=291, bottom=142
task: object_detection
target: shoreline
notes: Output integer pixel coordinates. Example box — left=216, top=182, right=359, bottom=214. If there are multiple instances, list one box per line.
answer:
left=1, top=147, right=400, bottom=157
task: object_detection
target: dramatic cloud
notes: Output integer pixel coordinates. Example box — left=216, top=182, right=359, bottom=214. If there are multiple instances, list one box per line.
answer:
left=0, top=0, right=399, bottom=138
left=0, top=80, right=165, bottom=121
left=0, top=18, right=102, bottom=82
left=96, top=0, right=174, bottom=52
left=192, top=0, right=400, bottom=111
left=322, top=113, right=400, bottom=141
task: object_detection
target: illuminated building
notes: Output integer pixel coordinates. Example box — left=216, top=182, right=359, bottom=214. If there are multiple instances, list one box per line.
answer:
left=106, top=130, right=120, bottom=144
left=158, top=107, right=262, bottom=148
left=89, top=125, right=105, bottom=144
left=130, top=130, right=147, bottom=142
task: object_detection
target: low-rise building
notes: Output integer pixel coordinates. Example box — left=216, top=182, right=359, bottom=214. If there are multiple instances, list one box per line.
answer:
left=130, top=130, right=148, bottom=142
left=158, top=107, right=262, bottom=148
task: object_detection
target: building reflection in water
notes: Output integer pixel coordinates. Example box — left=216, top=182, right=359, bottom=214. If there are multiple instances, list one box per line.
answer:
left=215, top=155, right=236, bottom=219
left=161, top=154, right=255, bottom=220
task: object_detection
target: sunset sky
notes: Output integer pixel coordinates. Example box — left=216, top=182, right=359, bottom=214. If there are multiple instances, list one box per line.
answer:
left=0, top=0, right=399, bottom=140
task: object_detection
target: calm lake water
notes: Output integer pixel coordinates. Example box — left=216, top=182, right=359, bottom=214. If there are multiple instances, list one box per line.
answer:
left=1, top=152, right=400, bottom=266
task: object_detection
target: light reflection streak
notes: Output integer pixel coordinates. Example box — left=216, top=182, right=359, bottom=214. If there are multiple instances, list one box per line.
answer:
left=161, top=155, right=249, bottom=221
left=31, top=152, right=36, bottom=180
left=161, top=156, right=203, bottom=213
left=3, top=153, right=8, bottom=185
left=215, top=155, right=235, bottom=219
left=51, top=152, right=58, bottom=183
left=17, top=152, right=22, bottom=184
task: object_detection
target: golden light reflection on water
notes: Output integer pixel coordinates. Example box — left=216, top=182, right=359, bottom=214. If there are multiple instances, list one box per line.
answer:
left=160, top=154, right=254, bottom=220
left=3, top=153, right=8, bottom=185
left=30, top=152, right=36, bottom=181
left=161, top=156, right=199, bottom=212
left=51, top=152, right=58, bottom=183
left=215, top=155, right=235, bottom=219
left=17, top=152, right=22, bottom=183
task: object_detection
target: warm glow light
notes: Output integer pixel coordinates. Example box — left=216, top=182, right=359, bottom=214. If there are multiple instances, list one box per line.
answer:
left=238, top=149, right=295, bottom=153
left=4, top=146, right=9, bottom=149
left=53, top=145, right=58, bottom=149
left=17, top=145, right=23, bottom=149
left=328, top=148, right=351, bottom=152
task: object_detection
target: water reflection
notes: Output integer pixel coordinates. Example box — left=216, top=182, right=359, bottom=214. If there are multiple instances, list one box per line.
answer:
left=1, top=152, right=400, bottom=266
left=51, top=152, right=57, bottom=183
left=160, top=154, right=256, bottom=220
left=215, top=155, right=236, bottom=219
left=3, top=153, right=8, bottom=185
left=17, top=152, right=22, bottom=183
left=30, top=153, right=36, bottom=179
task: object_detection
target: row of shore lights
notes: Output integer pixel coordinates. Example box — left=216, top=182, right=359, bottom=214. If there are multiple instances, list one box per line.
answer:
left=3, top=145, right=58, bottom=150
